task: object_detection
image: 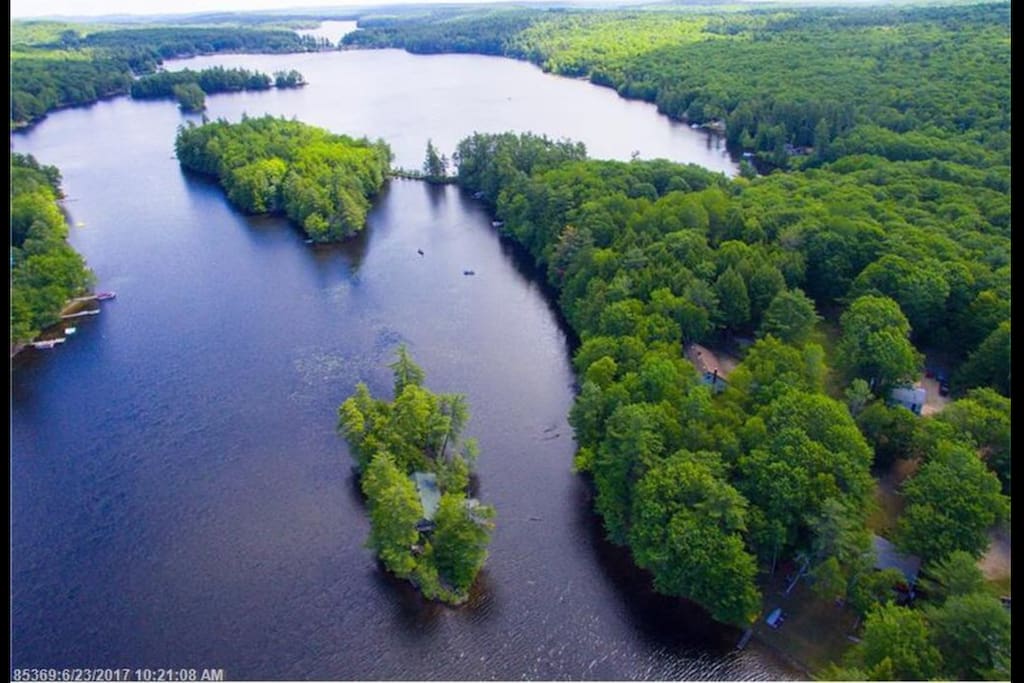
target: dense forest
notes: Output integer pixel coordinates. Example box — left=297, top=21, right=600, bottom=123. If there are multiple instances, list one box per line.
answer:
left=449, top=127, right=1010, bottom=676
left=11, top=23, right=321, bottom=126
left=10, top=153, right=95, bottom=345
left=174, top=115, right=392, bottom=242
left=338, top=347, right=495, bottom=604
left=343, top=3, right=1010, bottom=171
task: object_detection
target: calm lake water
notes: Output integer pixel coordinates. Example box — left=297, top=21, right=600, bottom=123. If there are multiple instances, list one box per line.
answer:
left=11, top=44, right=794, bottom=680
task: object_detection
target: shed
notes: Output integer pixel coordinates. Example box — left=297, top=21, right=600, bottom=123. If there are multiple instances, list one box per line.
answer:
left=890, top=385, right=927, bottom=416
left=411, top=471, right=441, bottom=521
left=872, top=535, right=921, bottom=585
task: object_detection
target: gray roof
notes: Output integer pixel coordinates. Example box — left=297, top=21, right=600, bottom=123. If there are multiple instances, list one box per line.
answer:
left=412, top=471, right=441, bottom=521
left=872, top=535, right=921, bottom=584
left=890, top=385, right=926, bottom=406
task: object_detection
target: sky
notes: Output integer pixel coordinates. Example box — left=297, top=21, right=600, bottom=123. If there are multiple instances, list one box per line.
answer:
left=9, top=0, right=558, bottom=19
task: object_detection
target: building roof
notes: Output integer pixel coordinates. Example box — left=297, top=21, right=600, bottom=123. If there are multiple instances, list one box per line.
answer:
left=872, top=535, right=921, bottom=584
left=411, top=471, right=441, bottom=521
left=891, top=385, right=927, bottom=406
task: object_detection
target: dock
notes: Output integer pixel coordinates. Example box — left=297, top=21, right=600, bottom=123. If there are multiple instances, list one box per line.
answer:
left=61, top=309, right=101, bottom=319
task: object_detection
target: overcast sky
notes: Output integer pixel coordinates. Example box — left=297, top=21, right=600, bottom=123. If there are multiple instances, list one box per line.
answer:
left=9, top=0, right=550, bottom=19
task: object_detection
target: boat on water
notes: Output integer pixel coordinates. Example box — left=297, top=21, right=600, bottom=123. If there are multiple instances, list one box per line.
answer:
left=64, top=327, right=77, bottom=335
left=95, top=291, right=117, bottom=301
left=491, top=221, right=504, bottom=228
left=463, top=270, right=476, bottom=276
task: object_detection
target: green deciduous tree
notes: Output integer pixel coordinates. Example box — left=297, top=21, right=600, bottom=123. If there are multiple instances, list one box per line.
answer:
left=896, top=442, right=1008, bottom=562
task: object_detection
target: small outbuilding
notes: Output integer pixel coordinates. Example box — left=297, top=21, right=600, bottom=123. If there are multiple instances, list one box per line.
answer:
left=890, top=385, right=927, bottom=416
left=872, top=534, right=922, bottom=587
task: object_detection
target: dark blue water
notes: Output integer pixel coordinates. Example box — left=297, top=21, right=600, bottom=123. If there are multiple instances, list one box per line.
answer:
left=11, top=48, right=792, bottom=680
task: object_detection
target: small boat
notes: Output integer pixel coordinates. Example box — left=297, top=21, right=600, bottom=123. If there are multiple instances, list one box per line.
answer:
left=304, top=239, right=314, bottom=244
left=33, top=338, right=66, bottom=349
left=491, top=220, right=504, bottom=228
left=95, top=291, right=116, bottom=301
left=64, top=327, right=77, bottom=335
left=463, top=270, right=475, bottom=276
left=472, top=191, right=485, bottom=200
left=417, top=249, right=424, bottom=255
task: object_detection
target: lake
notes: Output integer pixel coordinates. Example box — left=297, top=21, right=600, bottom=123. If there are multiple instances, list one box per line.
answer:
left=11, top=42, right=794, bottom=680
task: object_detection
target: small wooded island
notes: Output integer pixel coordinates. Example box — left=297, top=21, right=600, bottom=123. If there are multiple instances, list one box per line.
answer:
left=174, top=115, right=391, bottom=241
left=338, top=347, right=495, bottom=605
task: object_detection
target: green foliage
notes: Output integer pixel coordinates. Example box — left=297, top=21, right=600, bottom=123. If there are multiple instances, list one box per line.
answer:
left=11, top=24, right=319, bottom=125
left=918, top=550, right=985, bottom=603
left=758, top=288, right=820, bottom=346
left=172, top=82, right=205, bottom=112
left=629, top=451, right=760, bottom=625
left=361, top=451, right=422, bottom=578
left=431, top=493, right=495, bottom=594
left=955, top=321, right=1010, bottom=397
left=843, top=603, right=944, bottom=680
left=175, top=116, right=390, bottom=242
left=926, top=592, right=1011, bottom=681
left=836, top=295, right=923, bottom=394
left=422, top=139, right=449, bottom=181
left=10, top=154, right=95, bottom=344
left=934, top=388, right=1011, bottom=491
left=131, top=66, right=285, bottom=102
left=896, top=442, right=1008, bottom=562
left=855, top=402, right=919, bottom=469
left=337, top=349, right=493, bottom=604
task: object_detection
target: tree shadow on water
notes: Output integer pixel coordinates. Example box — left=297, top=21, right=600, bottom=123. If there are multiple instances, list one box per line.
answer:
left=569, top=476, right=742, bottom=654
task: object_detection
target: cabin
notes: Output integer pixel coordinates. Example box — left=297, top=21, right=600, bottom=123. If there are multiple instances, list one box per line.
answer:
left=411, top=471, right=441, bottom=533
left=872, top=534, right=921, bottom=598
left=890, top=385, right=927, bottom=416
left=684, top=343, right=729, bottom=393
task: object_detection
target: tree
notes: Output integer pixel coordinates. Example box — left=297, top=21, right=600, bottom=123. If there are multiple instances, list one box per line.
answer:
left=896, top=442, right=1008, bottom=562
left=714, top=266, right=750, bottom=331
left=844, top=603, right=944, bottom=680
left=389, top=344, right=425, bottom=397
left=935, top=388, right=1011, bottom=491
left=431, top=492, right=495, bottom=594
left=918, top=550, right=985, bottom=602
left=836, top=295, right=922, bottom=394
left=927, top=592, right=1011, bottom=680
left=361, top=451, right=422, bottom=578
left=844, top=378, right=873, bottom=417
left=758, top=288, right=820, bottom=345
left=423, top=139, right=448, bottom=181
left=172, top=82, right=205, bottom=112
left=954, top=321, right=1010, bottom=397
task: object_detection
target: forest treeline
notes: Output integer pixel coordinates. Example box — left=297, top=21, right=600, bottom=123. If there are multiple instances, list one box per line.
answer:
left=338, top=347, right=495, bottom=604
left=174, top=115, right=391, bottom=241
left=449, top=130, right=1009, bottom=674
left=10, top=154, right=95, bottom=345
left=130, top=66, right=306, bottom=110
left=343, top=3, right=1010, bottom=171
left=11, top=23, right=321, bottom=126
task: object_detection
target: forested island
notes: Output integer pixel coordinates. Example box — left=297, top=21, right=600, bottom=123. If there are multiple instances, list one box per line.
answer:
left=10, top=153, right=95, bottom=347
left=174, top=115, right=391, bottom=241
left=338, top=347, right=495, bottom=605
left=131, top=66, right=306, bottom=111
left=11, top=22, right=322, bottom=126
